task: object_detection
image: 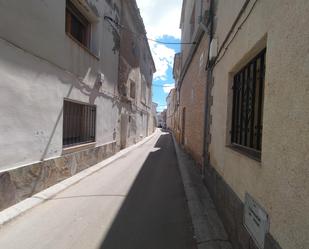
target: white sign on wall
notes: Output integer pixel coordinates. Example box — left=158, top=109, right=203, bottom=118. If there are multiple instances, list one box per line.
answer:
left=244, top=193, right=270, bottom=249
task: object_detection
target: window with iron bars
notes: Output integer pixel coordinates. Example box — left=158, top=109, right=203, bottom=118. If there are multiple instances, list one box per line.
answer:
left=63, top=99, right=96, bottom=147
left=231, top=48, right=266, bottom=159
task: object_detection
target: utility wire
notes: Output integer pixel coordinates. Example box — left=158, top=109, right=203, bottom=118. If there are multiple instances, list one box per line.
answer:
left=214, top=0, right=258, bottom=66
left=147, top=37, right=196, bottom=45
left=104, top=16, right=196, bottom=45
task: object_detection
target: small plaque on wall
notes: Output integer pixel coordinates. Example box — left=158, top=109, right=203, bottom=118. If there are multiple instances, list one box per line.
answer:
left=244, top=193, right=270, bottom=249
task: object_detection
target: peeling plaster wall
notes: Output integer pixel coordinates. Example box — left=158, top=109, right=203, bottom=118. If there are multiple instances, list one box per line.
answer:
left=0, top=0, right=121, bottom=171
left=117, top=0, right=155, bottom=148
left=166, top=89, right=177, bottom=131
left=209, top=0, right=309, bottom=248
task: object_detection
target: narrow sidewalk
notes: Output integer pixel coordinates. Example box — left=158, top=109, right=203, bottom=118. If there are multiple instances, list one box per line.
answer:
left=172, top=134, right=233, bottom=249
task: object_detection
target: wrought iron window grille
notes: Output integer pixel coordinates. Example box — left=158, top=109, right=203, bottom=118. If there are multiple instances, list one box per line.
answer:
left=231, top=48, right=266, bottom=158
left=63, top=99, right=96, bottom=147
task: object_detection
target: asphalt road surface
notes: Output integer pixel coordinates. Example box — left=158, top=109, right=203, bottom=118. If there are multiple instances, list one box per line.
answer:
left=0, top=131, right=196, bottom=249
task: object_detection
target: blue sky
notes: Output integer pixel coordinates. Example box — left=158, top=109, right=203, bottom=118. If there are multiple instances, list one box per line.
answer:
left=136, top=0, right=182, bottom=112
left=151, top=36, right=181, bottom=112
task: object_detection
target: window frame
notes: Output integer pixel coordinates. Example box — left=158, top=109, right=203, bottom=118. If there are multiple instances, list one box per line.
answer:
left=230, top=48, right=266, bottom=160
left=65, top=0, right=91, bottom=49
left=63, top=99, right=96, bottom=148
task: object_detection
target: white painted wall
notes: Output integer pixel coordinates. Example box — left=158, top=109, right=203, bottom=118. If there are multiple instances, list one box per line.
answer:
left=0, top=0, right=121, bottom=171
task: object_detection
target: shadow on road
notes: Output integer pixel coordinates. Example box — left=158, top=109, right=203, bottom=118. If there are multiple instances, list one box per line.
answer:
left=99, top=133, right=195, bottom=249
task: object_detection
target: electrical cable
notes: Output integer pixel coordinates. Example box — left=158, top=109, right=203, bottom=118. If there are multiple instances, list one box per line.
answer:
left=103, top=16, right=179, bottom=109
left=214, top=0, right=259, bottom=66
left=104, top=16, right=196, bottom=45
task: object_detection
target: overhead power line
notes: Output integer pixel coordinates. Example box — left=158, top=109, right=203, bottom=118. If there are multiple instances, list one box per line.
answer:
left=104, top=16, right=196, bottom=45
left=147, top=38, right=196, bottom=45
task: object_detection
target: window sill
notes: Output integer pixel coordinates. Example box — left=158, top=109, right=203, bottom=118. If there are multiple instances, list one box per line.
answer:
left=62, top=142, right=96, bottom=155
left=66, top=33, right=100, bottom=61
left=226, top=143, right=261, bottom=162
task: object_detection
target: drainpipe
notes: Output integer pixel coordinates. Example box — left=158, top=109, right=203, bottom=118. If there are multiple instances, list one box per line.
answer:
left=202, top=0, right=214, bottom=178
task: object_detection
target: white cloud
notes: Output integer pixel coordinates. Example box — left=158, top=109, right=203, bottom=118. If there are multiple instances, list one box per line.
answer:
left=136, top=0, right=182, bottom=80
left=163, top=83, right=175, bottom=93
left=150, top=43, right=175, bottom=80
left=136, top=0, right=182, bottom=39
left=157, top=105, right=167, bottom=112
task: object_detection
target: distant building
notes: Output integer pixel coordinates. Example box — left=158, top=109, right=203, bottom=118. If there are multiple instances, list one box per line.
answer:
left=176, top=0, right=208, bottom=167
left=166, top=88, right=177, bottom=132
left=117, top=0, right=156, bottom=148
left=150, top=102, right=158, bottom=132
left=0, top=0, right=155, bottom=211
left=157, top=110, right=167, bottom=128
left=170, top=53, right=182, bottom=141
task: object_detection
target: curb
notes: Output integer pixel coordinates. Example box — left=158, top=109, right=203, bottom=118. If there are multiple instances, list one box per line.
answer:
left=171, top=134, right=233, bottom=249
left=0, top=130, right=159, bottom=227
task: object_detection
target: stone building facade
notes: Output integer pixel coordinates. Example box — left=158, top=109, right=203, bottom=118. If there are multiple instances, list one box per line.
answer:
left=0, top=0, right=155, bottom=211
left=170, top=53, right=182, bottom=142
left=166, top=88, right=176, bottom=131
left=117, top=0, right=156, bottom=149
left=149, top=102, right=158, bottom=133
left=174, top=0, right=309, bottom=249
left=157, top=110, right=167, bottom=128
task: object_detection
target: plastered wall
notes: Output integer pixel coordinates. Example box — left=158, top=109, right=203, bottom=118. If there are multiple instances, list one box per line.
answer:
left=0, top=0, right=122, bottom=171
left=117, top=0, right=154, bottom=147
left=209, top=0, right=309, bottom=248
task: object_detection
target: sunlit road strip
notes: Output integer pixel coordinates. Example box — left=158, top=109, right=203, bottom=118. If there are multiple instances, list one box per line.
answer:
left=0, top=131, right=195, bottom=249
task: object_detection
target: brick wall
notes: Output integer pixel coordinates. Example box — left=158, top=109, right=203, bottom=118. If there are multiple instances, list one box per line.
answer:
left=179, top=34, right=208, bottom=166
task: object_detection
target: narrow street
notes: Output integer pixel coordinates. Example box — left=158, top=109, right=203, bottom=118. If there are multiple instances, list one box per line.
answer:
left=0, top=1, right=307, bottom=248
left=0, top=131, right=196, bottom=249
